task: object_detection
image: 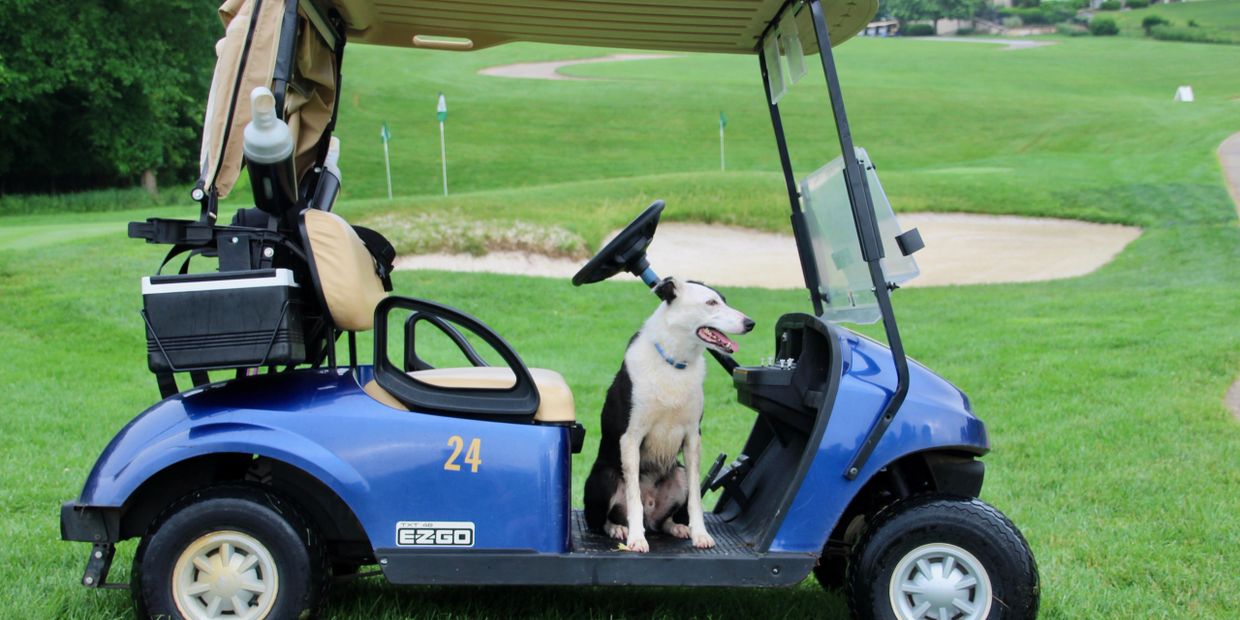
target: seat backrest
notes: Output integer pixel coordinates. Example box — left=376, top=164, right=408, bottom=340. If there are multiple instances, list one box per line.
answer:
left=301, top=209, right=386, bottom=331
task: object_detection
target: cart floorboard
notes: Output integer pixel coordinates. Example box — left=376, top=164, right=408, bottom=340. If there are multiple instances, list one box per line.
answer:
left=570, top=510, right=752, bottom=556
left=377, top=511, right=814, bottom=587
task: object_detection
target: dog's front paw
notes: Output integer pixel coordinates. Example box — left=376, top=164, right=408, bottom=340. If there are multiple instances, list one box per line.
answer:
left=625, top=534, right=650, bottom=553
left=691, top=529, right=716, bottom=549
left=664, top=523, right=691, bottom=539
left=604, top=522, right=628, bottom=541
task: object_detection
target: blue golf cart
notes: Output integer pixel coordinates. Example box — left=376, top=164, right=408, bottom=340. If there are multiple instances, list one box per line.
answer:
left=61, top=1, right=1039, bottom=618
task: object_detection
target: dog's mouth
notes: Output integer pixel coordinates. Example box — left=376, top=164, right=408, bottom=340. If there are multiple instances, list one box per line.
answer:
left=697, top=326, right=738, bottom=354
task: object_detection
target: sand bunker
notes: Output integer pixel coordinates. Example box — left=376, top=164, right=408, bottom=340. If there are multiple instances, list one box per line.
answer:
left=1217, top=133, right=1240, bottom=221
left=478, top=54, right=678, bottom=81
left=920, top=37, right=1056, bottom=51
left=396, top=213, right=1140, bottom=289
left=478, top=40, right=1050, bottom=85
left=1226, top=378, right=1240, bottom=422
left=1218, top=133, right=1240, bottom=421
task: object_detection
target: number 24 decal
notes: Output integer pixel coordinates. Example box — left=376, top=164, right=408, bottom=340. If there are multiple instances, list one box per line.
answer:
left=444, top=436, right=482, bottom=473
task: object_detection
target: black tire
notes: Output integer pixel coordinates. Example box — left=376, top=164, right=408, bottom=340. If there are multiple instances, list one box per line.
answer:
left=131, top=484, right=328, bottom=620
left=815, top=513, right=867, bottom=592
left=814, top=556, right=847, bottom=592
left=846, top=494, right=1039, bottom=620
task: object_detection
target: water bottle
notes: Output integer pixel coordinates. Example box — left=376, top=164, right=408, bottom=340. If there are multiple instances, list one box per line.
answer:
left=243, top=87, right=298, bottom=217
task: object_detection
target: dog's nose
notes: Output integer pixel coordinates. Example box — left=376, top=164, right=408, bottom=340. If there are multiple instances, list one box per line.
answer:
left=742, top=318, right=755, bottom=333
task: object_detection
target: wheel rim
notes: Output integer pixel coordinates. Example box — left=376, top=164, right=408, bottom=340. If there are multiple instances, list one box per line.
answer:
left=172, top=530, right=280, bottom=620
left=888, top=543, right=992, bottom=620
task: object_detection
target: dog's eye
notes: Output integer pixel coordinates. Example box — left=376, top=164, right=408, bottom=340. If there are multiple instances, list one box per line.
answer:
left=706, top=299, right=719, bottom=306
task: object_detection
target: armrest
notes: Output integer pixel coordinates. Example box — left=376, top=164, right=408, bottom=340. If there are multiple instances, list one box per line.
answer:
left=373, top=296, right=539, bottom=419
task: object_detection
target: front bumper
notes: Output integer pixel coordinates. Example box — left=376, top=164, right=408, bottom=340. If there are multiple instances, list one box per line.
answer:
left=60, top=501, right=120, bottom=543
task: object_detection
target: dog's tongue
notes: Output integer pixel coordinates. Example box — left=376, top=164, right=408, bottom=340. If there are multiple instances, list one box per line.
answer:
left=697, top=327, right=738, bottom=354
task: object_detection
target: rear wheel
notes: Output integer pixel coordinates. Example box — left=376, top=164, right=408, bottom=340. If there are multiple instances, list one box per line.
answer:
left=846, top=494, right=1038, bottom=620
left=132, top=484, right=328, bottom=620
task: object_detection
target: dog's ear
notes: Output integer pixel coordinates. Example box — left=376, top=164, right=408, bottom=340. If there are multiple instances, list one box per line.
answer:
left=654, top=277, right=677, bottom=303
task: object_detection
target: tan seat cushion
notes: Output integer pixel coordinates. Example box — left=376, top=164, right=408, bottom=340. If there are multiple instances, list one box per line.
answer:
left=302, top=209, right=387, bottom=331
left=363, top=367, right=575, bottom=423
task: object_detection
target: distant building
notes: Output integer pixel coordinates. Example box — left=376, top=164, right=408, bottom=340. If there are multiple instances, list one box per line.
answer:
left=863, top=20, right=899, bottom=36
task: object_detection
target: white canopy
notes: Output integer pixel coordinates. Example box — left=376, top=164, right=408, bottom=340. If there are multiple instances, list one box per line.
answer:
left=335, top=0, right=875, bottom=53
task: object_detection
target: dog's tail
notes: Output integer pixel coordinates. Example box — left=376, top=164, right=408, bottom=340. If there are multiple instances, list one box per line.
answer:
left=583, top=465, right=620, bottom=532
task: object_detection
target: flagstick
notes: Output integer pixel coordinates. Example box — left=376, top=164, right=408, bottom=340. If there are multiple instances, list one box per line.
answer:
left=719, top=124, right=726, bottom=172
left=439, top=121, right=448, bottom=196
left=383, top=138, right=393, bottom=199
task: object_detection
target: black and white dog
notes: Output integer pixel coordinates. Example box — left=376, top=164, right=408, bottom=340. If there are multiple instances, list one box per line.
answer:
left=584, top=277, right=754, bottom=552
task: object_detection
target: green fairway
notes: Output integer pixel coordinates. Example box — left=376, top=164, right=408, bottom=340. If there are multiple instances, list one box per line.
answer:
left=1, top=31, right=1239, bottom=620
left=320, top=36, right=1239, bottom=225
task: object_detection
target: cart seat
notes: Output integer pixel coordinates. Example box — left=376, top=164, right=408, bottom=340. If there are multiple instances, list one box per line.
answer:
left=363, top=367, right=575, bottom=423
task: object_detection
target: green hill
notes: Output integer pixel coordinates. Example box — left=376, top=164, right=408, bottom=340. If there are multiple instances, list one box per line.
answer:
left=1110, top=0, right=1240, bottom=43
left=320, top=37, right=1238, bottom=229
left=2, top=33, right=1239, bottom=619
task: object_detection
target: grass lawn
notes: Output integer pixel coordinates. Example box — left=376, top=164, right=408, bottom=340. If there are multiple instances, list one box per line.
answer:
left=1108, top=0, right=1240, bottom=43
left=1, top=33, right=1238, bottom=619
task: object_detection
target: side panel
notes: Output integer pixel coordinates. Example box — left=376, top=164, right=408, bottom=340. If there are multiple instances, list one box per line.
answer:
left=76, top=369, right=571, bottom=553
left=769, top=330, right=988, bottom=553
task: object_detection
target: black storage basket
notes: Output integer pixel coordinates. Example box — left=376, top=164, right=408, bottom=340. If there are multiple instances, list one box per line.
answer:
left=142, top=268, right=306, bottom=372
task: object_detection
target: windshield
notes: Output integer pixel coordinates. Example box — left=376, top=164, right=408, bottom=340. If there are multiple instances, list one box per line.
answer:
left=758, top=19, right=916, bottom=324
left=801, top=147, right=918, bottom=324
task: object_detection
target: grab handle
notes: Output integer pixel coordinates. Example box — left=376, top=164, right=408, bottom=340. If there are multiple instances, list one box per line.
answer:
left=373, top=296, right=539, bottom=419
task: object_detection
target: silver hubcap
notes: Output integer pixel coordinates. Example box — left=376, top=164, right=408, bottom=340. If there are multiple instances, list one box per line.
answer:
left=172, top=530, right=279, bottom=620
left=888, top=543, right=992, bottom=620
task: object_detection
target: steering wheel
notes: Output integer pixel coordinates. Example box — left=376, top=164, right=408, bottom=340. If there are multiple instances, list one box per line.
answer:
left=572, top=200, right=665, bottom=287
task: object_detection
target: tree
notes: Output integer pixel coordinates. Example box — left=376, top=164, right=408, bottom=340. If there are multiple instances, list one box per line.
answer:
left=886, top=0, right=986, bottom=32
left=1089, top=16, right=1120, bottom=35
left=884, top=0, right=936, bottom=24
left=0, top=0, right=220, bottom=194
left=1142, top=14, right=1170, bottom=35
left=936, top=0, right=986, bottom=22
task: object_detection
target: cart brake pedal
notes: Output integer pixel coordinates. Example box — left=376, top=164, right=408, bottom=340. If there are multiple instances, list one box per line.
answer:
left=702, top=453, right=727, bottom=496
left=703, top=454, right=752, bottom=505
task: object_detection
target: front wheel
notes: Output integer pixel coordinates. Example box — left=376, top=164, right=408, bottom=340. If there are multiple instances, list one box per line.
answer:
left=846, top=494, right=1039, bottom=620
left=131, top=484, right=328, bottom=620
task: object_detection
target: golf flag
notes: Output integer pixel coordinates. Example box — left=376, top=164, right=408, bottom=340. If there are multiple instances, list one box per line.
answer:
left=719, top=111, right=728, bottom=130
left=719, top=111, right=728, bottom=171
left=380, top=121, right=393, bottom=199
left=437, top=94, right=448, bottom=195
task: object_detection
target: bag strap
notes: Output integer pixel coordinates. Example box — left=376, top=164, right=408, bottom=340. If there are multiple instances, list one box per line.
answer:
left=352, top=225, right=396, bottom=291
left=156, top=244, right=195, bottom=276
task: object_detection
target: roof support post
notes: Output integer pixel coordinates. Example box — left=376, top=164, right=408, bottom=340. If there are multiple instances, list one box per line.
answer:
left=804, top=0, right=911, bottom=480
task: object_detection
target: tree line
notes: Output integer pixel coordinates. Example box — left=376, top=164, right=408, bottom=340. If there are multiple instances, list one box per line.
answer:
left=883, top=0, right=990, bottom=29
left=0, top=0, right=219, bottom=195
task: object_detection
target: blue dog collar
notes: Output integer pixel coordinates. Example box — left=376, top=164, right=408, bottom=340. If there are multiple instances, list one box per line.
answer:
left=654, top=342, right=688, bottom=369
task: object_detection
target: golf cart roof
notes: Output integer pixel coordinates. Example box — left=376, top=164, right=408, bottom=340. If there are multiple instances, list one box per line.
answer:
left=330, top=0, right=877, bottom=53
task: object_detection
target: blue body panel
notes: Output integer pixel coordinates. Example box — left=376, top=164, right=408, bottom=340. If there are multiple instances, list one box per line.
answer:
left=769, top=328, right=989, bottom=554
left=78, top=327, right=985, bottom=559
left=77, top=368, right=572, bottom=553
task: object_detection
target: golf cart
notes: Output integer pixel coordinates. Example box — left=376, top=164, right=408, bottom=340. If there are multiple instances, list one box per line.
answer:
left=60, top=0, right=1039, bottom=618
